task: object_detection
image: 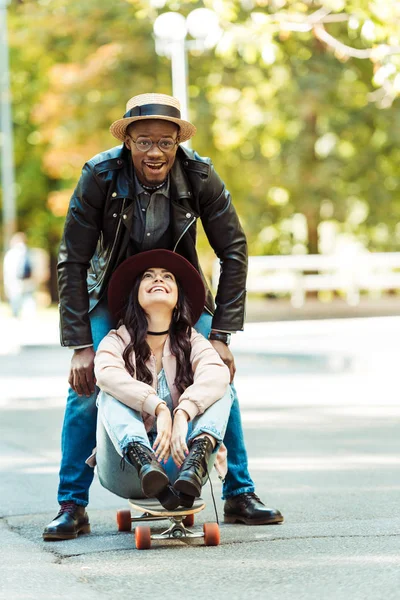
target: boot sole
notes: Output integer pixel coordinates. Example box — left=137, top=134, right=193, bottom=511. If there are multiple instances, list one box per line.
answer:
left=141, top=470, right=169, bottom=497
left=224, top=514, right=284, bottom=525
left=43, top=523, right=91, bottom=541
left=174, top=476, right=201, bottom=498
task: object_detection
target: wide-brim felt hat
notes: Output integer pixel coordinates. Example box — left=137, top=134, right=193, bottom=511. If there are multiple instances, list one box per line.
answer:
left=110, top=93, right=197, bottom=143
left=108, top=250, right=206, bottom=326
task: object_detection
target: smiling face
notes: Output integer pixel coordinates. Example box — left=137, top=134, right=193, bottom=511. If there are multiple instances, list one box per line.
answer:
left=138, top=267, right=178, bottom=316
left=125, top=120, right=180, bottom=186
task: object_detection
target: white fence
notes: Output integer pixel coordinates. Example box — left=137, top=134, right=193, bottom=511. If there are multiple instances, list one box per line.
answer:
left=212, top=252, right=400, bottom=307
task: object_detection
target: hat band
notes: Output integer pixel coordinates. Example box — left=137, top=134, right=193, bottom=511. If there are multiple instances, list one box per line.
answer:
left=123, top=104, right=181, bottom=119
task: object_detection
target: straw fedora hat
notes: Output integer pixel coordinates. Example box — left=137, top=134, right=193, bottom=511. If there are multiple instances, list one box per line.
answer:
left=110, top=93, right=197, bottom=143
left=108, top=249, right=206, bottom=325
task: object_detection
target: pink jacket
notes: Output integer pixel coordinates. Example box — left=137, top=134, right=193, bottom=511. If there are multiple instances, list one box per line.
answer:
left=94, top=325, right=230, bottom=477
left=95, top=324, right=230, bottom=424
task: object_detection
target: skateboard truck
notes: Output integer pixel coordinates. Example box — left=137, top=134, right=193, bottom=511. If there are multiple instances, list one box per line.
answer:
left=117, top=497, right=220, bottom=549
left=150, top=517, right=203, bottom=540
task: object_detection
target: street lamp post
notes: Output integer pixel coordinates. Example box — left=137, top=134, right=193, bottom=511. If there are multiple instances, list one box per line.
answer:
left=153, top=12, right=189, bottom=124
left=0, top=0, right=16, bottom=253
left=153, top=9, right=221, bottom=148
left=169, top=41, right=189, bottom=123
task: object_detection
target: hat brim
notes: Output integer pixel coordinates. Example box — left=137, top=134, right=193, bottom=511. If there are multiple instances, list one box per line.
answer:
left=108, top=250, right=205, bottom=326
left=110, top=115, right=197, bottom=143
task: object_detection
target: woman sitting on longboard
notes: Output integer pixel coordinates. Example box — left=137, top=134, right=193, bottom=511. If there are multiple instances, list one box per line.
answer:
left=92, top=249, right=232, bottom=510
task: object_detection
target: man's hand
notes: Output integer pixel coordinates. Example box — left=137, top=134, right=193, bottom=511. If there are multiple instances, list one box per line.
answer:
left=153, top=404, right=172, bottom=464
left=69, top=347, right=96, bottom=397
left=210, top=340, right=236, bottom=383
left=171, top=409, right=189, bottom=467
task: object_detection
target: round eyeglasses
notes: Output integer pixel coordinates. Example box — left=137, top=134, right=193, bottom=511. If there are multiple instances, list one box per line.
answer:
left=128, top=136, right=178, bottom=153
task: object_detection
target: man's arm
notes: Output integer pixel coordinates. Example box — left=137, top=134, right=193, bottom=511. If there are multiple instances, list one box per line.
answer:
left=197, top=161, right=248, bottom=333
left=194, top=160, right=247, bottom=381
left=58, top=161, right=106, bottom=347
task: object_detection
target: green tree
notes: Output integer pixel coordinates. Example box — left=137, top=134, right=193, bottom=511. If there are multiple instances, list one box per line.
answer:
left=3, top=0, right=400, bottom=297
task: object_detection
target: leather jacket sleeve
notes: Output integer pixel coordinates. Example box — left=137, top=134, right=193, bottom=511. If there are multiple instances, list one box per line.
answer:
left=57, top=161, right=106, bottom=347
left=197, top=160, right=248, bottom=332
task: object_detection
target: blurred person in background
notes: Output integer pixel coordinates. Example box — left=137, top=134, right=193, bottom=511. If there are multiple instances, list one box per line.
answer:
left=3, top=232, right=35, bottom=319
left=43, top=93, right=283, bottom=541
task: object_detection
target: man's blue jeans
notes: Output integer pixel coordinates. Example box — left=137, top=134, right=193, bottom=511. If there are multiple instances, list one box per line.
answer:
left=58, top=302, right=255, bottom=506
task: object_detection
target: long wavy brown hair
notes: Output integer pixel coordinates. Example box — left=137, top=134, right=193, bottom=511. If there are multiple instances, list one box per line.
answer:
left=117, top=273, right=194, bottom=393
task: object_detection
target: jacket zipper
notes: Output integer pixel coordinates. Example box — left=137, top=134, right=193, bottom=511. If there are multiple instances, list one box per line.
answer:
left=88, top=198, right=127, bottom=292
left=172, top=215, right=214, bottom=316
left=173, top=216, right=196, bottom=252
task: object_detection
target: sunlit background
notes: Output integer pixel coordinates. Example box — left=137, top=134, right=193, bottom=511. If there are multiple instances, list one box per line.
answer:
left=1, top=0, right=400, bottom=314
left=1, top=6, right=400, bottom=592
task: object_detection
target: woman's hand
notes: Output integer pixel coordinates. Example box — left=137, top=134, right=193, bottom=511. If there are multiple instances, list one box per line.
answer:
left=153, top=403, right=172, bottom=463
left=171, top=409, right=189, bottom=467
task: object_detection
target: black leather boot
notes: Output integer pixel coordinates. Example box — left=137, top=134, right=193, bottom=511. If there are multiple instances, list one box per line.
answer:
left=125, top=442, right=169, bottom=497
left=155, top=485, right=181, bottom=511
left=177, top=491, right=195, bottom=509
left=43, top=502, right=90, bottom=541
left=174, top=437, right=213, bottom=498
left=224, top=493, right=284, bottom=525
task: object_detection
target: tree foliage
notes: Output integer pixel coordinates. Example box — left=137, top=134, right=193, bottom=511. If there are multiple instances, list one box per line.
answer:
left=2, top=0, right=400, bottom=273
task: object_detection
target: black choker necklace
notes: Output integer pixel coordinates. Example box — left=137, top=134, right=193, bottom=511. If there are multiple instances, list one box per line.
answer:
left=141, top=180, right=166, bottom=192
left=147, top=329, right=169, bottom=336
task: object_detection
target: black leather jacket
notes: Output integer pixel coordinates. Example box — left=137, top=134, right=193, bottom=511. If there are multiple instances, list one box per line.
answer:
left=58, top=145, right=247, bottom=347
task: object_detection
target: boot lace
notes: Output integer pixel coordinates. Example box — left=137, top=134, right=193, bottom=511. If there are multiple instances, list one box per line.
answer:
left=121, top=443, right=152, bottom=471
left=240, top=492, right=264, bottom=507
left=57, top=501, right=78, bottom=517
left=183, top=438, right=209, bottom=473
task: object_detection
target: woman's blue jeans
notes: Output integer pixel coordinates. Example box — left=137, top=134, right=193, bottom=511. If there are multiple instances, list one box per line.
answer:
left=95, top=386, right=233, bottom=499
left=58, top=302, right=255, bottom=506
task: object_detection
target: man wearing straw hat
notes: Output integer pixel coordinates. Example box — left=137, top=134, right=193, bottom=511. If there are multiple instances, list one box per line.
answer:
left=43, top=93, right=283, bottom=540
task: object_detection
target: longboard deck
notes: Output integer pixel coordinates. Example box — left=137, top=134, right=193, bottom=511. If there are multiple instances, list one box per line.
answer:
left=129, top=497, right=205, bottom=517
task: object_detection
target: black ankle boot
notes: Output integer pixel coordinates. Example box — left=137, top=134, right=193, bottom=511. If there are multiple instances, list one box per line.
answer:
left=156, top=485, right=181, bottom=511
left=174, top=437, right=214, bottom=498
left=177, top=491, right=195, bottom=509
left=125, top=442, right=169, bottom=497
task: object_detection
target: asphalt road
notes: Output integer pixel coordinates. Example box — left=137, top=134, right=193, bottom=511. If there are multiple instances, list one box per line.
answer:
left=1, top=317, right=400, bottom=599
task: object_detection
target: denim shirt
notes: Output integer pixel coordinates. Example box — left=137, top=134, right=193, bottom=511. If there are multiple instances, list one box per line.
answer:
left=148, top=368, right=173, bottom=437
left=132, top=175, right=170, bottom=250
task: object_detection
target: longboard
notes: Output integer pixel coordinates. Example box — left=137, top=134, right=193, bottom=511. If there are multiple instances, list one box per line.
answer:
left=128, top=497, right=205, bottom=517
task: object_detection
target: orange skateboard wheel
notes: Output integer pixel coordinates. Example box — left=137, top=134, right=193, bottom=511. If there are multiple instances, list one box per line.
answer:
left=116, top=509, right=132, bottom=532
left=203, top=522, right=220, bottom=546
left=135, top=525, right=151, bottom=550
left=183, top=514, right=195, bottom=527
